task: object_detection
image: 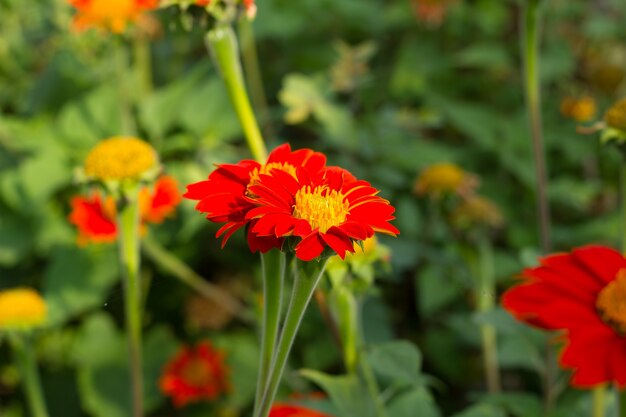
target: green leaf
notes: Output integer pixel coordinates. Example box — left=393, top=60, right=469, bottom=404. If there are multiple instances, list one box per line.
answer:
left=43, top=246, right=119, bottom=326
left=300, top=369, right=376, bottom=417
left=367, top=340, right=422, bottom=386
left=387, top=387, right=442, bottom=417
left=451, top=403, right=506, bottom=417
left=478, top=392, right=543, bottom=417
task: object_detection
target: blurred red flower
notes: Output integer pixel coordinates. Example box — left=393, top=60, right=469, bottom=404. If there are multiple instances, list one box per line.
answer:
left=160, top=341, right=230, bottom=408
left=69, top=175, right=181, bottom=245
left=247, top=166, right=399, bottom=261
left=183, top=143, right=326, bottom=252
left=502, top=245, right=626, bottom=387
left=68, top=0, right=158, bottom=33
left=270, top=404, right=333, bottom=417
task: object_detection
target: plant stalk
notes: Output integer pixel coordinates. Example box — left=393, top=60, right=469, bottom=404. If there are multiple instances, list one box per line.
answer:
left=618, top=387, right=626, bottom=417
left=592, top=385, right=606, bottom=417
left=11, top=336, right=50, bottom=417
left=115, top=38, right=137, bottom=136
left=255, top=259, right=329, bottom=417
left=117, top=188, right=144, bottom=417
left=206, top=25, right=268, bottom=163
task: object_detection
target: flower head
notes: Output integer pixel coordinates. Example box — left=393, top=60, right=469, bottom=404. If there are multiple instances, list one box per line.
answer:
left=247, top=166, right=398, bottom=261
left=604, top=98, right=626, bottom=132
left=69, top=175, right=181, bottom=244
left=68, top=0, right=158, bottom=33
left=414, top=163, right=476, bottom=198
left=183, top=143, right=326, bottom=252
left=0, top=289, right=47, bottom=331
left=84, top=137, right=159, bottom=183
left=502, top=246, right=626, bottom=387
left=450, top=195, right=503, bottom=231
left=160, top=341, right=230, bottom=407
left=410, top=0, right=456, bottom=27
left=270, top=404, right=334, bottom=417
left=560, top=96, right=597, bottom=123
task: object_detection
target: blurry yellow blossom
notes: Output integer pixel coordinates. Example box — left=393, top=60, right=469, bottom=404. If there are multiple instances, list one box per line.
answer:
left=0, top=289, right=47, bottom=331
left=414, top=162, right=477, bottom=198
left=451, top=195, right=503, bottom=231
left=604, top=98, right=626, bottom=132
left=84, top=136, right=159, bottom=183
left=560, top=95, right=596, bottom=123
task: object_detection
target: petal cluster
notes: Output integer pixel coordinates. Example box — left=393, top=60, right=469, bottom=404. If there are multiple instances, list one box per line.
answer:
left=269, top=404, right=334, bottom=417
left=502, top=245, right=626, bottom=387
left=160, top=341, right=230, bottom=408
left=184, top=144, right=398, bottom=261
left=68, top=0, right=158, bottom=33
left=69, top=175, right=181, bottom=245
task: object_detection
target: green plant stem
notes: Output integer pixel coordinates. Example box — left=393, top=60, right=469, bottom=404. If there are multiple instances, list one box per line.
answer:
left=477, top=237, right=501, bottom=394
left=238, top=17, right=273, bottom=139
left=255, top=259, right=329, bottom=417
left=133, top=37, right=153, bottom=98
left=253, top=250, right=287, bottom=415
left=117, top=189, right=144, bottom=417
left=206, top=25, right=268, bottom=163
left=115, top=38, right=137, bottom=136
left=10, top=336, right=49, bottom=417
left=330, top=286, right=358, bottom=374
left=523, top=0, right=551, bottom=254
left=618, top=388, right=626, bottom=417
left=141, top=236, right=253, bottom=323
left=592, top=385, right=606, bottom=417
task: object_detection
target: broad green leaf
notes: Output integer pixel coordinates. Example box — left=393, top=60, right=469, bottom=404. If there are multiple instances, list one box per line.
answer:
left=387, top=387, right=441, bottom=417
left=451, top=403, right=506, bottom=417
left=367, top=340, right=422, bottom=386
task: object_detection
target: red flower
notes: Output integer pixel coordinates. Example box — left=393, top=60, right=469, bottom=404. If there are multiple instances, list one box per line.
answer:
left=69, top=175, right=181, bottom=244
left=183, top=144, right=326, bottom=252
left=68, top=0, right=158, bottom=33
left=160, top=341, right=230, bottom=408
left=502, top=245, right=626, bottom=388
left=270, top=404, right=333, bottom=417
left=247, top=166, right=399, bottom=261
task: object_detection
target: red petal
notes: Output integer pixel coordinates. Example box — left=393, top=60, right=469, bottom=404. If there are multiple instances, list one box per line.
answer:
left=572, top=245, right=626, bottom=285
left=295, top=233, right=325, bottom=261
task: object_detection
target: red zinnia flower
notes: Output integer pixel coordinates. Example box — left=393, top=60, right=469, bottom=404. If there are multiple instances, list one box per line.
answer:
left=160, top=341, right=230, bottom=408
left=269, top=404, right=333, bottom=417
left=183, top=144, right=326, bottom=252
left=502, top=245, right=626, bottom=388
left=247, top=166, right=399, bottom=261
left=69, top=175, right=181, bottom=245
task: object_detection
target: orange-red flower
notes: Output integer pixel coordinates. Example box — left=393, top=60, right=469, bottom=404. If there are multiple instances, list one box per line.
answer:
left=68, top=0, right=158, bottom=33
left=269, top=404, right=333, bottom=417
left=183, top=144, right=326, bottom=253
left=247, top=166, right=399, bottom=261
left=160, top=341, right=230, bottom=408
left=502, top=245, right=626, bottom=388
left=69, top=175, right=181, bottom=245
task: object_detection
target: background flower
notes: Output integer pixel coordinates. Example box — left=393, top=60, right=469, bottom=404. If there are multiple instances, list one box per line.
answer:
left=0, top=289, right=47, bottom=331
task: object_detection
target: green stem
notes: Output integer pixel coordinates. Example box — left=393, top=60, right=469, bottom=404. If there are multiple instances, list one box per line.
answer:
left=330, top=286, right=358, bottom=374
left=206, top=25, right=268, bottom=163
left=477, top=237, right=501, bottom=394
left=133, top=37, right=153, bottom=98
left=115, top=38, right=137, bottom=136
left=255, top=259, right=329, bottom=417
left=253, top=250, right=287, bottom=415
left=10, top=336, right=49, bottom=417
left=238, top=17, right=273, bottom=139
left=592, top=385, right=606, bottom=417
left=141, top=236, right=253, bottom=323
left=117, top=188, right=144, bottom=417
left=523, top=0, right=551, bottom=254
left=618, top=388, right=626, bottom=417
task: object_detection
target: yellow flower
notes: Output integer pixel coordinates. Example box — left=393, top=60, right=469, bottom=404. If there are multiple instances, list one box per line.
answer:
left=451, top=195, right=503, bottom=231
left=604, top=98, right=626, bottom=132
left=560, top=96, right=597, bottom=123
left=414, top=162, right=476, bottom=198
left=84, top=136, right=159, bottom=182
left=0, top=289, right=47, bottom=331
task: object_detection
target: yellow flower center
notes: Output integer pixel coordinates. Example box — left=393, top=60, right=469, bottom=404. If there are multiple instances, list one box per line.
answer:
left=292, top=186, right=349, bottom=233
left=596, top=269, right=626, bottom=334
left=249, top=162, right=297, bottom=187
left=181, top=357, right=213, bottom=387
left=0, top=288, right=47, bottom=330
left=84, top=137, right=157, bottom=182
left=604, top=98, right=626, bottom=131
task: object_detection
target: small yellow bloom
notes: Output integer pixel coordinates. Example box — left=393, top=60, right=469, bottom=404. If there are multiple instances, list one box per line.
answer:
left=84, top=137, right=158, bottom=182
left=451, top=195, right=503, bottom=230
left=414, top=162, right=476, bottom=198
left=604, top=98, right=626, bottom=132
left=0, top=289, right=47, bottom=331
left=560, top=96, right=597, bottom=123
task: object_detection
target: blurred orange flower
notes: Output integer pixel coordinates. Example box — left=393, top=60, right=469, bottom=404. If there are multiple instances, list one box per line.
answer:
left=68, top=0, right=159, bottom=33
left=69, top=175, right=181, bottom=245
left=160, top=341, right=230, bottom=407
left=560, top=96, right=597, bottom=123
left=269, top=404, right=333, bottom=417
left=410, top=0, right=456, bottom=27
